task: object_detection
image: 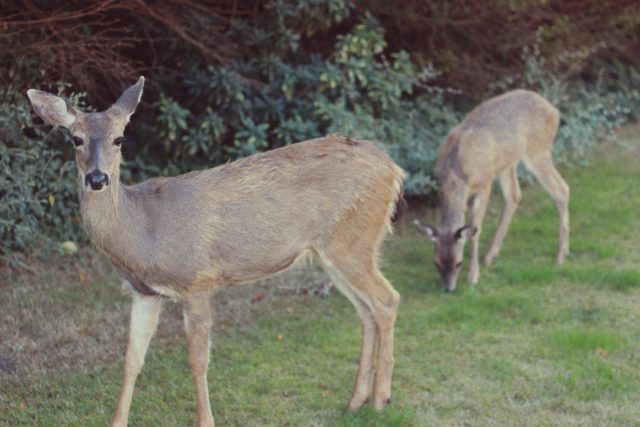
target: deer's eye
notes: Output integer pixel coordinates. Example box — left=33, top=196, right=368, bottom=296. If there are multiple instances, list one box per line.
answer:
left=71, top=136, right=83, bottom=147
left=113, top=137, right=125, bottom=147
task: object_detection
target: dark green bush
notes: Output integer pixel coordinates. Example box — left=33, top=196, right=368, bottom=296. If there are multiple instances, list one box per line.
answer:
left=0, top=86, right=86, bottom=256
left=143, top=8, right=455, bottom=196
left=1, top=0, right=639, bottom=257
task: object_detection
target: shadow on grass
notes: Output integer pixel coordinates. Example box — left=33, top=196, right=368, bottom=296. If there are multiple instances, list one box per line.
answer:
left=335, top=405, right=417, bottom=427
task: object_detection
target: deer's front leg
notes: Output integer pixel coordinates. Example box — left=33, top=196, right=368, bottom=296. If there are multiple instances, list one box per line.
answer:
left=468, top=188, right=491, bottom=284
left=184, top=291, right=215, bottom=427
left=111, top=291, right=163, bottom=427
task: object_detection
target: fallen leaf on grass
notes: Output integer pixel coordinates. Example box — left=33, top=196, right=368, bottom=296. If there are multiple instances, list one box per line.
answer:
left=76, top=325, right=90, bottom=334
left=277, top=334, right=284, bottom=341
left=251, top=289, right=266, bottom=303
left=595, top=347, right=608, bottom=358
left=4, top=315, right=15, bottom=327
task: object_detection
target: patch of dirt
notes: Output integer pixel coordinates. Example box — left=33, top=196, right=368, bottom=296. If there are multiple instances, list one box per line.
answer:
left=0, top=250, right=330, bottom=379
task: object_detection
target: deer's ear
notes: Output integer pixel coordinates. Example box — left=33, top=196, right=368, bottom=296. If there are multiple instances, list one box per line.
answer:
left=26, top=89, right=77, bottom=128
left=111, top=76, right=144, bottom=121
left=414, top=219, right=438, bottom=242
left=454, top=225, right=477, bottom=240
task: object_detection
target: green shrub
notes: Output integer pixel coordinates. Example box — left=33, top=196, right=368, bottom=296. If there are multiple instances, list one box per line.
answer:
left=2, top=2, right=639, bottom=256
left=0, top=86, right=86, bottom=257
left=145, top=7, right=457, bottom=195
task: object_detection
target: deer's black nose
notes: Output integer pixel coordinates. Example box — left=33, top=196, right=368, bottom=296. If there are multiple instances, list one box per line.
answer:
left=85, top=170, right=109, bottom=190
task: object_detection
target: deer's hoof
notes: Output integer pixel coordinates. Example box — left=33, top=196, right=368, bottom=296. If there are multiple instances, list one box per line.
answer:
left=483, top=253, right=496, bottom=266
left=374, top=395, right=391, bottom=412
left=468, top=271, right=480, bottom=284
left=348, top=395, right=369, bottom=412
left=556, top=252, right=567, bottom=265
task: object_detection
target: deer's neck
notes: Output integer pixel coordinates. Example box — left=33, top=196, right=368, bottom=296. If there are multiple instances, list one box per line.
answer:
left=79, top=177, right=143, bottom=265
left=440, top=175, right=468, bottom=230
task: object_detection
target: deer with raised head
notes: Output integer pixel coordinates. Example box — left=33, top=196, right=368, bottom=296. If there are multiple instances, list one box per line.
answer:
left=414, top=89, right=570, bottom=292
left=27, top=77, right=406, bottom=426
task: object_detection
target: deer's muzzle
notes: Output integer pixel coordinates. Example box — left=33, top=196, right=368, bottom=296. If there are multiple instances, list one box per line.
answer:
left=85, top=170, right=109, bottom=191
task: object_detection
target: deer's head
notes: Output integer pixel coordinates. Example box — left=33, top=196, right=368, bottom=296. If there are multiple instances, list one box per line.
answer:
left=414, top=220, right=477, bottom=292
left=27, top=77, right=144, bottom=192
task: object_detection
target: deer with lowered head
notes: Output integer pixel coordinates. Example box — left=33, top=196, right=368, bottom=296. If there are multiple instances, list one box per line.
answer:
left=27, top=77, right=406, bottom=426
left=415, top=89, right=570, bottom=292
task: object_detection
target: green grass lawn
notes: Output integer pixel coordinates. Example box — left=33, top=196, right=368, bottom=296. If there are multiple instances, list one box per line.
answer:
left=2, top=126, right=640, bottom=426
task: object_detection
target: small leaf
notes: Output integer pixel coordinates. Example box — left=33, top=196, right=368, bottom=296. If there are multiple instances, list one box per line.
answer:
left=48, top=194, right=55, bottom=208
left=61, top=241, right=78, bottom=255
left=251, top=290, right=266, bottom=303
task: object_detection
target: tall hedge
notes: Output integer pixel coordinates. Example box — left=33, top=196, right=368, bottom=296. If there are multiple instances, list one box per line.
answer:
left=1, top=0, right=639, bottom=256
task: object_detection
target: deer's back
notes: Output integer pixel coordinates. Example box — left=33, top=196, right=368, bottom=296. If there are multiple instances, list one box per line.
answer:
left=435, top=90, right=559, bottom=187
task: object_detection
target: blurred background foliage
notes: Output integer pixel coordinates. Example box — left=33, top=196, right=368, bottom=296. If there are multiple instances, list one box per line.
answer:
left=1, top=0, right=639, bottom=256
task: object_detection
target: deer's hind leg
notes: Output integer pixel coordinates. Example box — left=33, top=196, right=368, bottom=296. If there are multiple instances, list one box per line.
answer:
left=523, top=152, right=570, bottom=264
left=484, top=165, right=522, bottom=266
left=317, top=255, right=378, bottom=411
left=183, top=291, right=215, bottom=427
left=317, top=247, right=400, bottom=412
left=111, top=291, right=163, bottom=427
